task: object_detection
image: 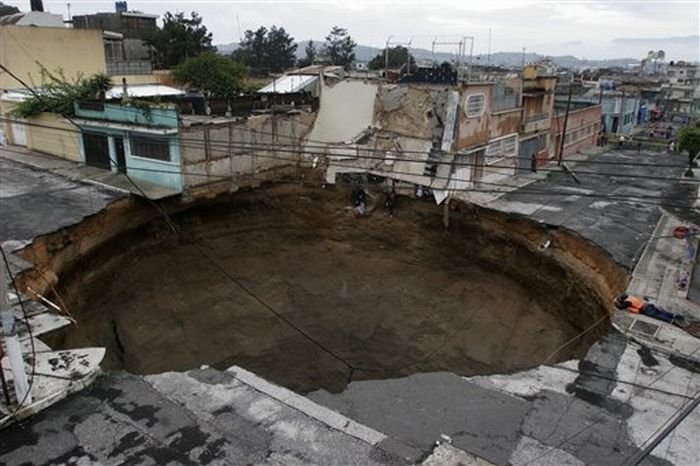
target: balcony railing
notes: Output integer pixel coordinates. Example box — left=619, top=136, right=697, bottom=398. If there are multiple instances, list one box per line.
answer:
left=106, top=60, right=153, bottom=76
left=524, top=112, right=550, bottom=123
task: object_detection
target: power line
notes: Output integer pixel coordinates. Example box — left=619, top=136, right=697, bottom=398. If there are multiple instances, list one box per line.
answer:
left=2, top=119, right=698, bottom=210
left=1, top=116, right=694, bottom=178
left=2, top=141, right=696, bottom=211
left=2, top=132, right=696, bottom=214
left=0, top=62, right=359, bottom=381
left=518, top=343, right=700, bottom=465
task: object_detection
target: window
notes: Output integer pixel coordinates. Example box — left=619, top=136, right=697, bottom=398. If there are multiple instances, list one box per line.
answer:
left=131, top=135, right=171, bottom=161
left=104, top=39, right=125, bottom=61
left=484, top=134, right=517, bottom=164
left=77, top=101, right=104, bottom=112
left=465, top=93, right=485, bottom=117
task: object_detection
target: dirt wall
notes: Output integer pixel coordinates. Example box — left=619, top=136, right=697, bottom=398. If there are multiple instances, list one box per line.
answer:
left=15, top=184, right=628, bottom=394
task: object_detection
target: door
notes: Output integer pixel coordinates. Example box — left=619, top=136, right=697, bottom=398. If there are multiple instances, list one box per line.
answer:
left=10, top=119, right=27, bottom=146
left=472, top=150, right=485, bottom=184
left=82, top=132, right=110, bottom=169
left=114, top=136, right=127, bottom=173
left=517, top=137, right=539, bottom=172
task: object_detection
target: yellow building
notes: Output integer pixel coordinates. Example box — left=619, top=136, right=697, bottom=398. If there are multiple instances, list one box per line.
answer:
left=0, top=25, right=107, bottom=90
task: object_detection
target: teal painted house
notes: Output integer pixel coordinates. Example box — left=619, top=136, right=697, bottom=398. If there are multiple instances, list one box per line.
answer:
left=74, top=102, right=183, bottom=192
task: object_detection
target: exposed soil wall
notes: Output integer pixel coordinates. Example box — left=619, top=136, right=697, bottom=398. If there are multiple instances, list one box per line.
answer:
left=17, top=184, right=627, bottom=394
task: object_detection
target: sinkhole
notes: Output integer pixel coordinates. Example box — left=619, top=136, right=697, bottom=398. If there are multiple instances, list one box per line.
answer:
left=30, top=184, right=625, bottom=393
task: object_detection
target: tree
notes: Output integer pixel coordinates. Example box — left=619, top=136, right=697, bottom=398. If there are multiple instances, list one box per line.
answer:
left=233, top=26, right=297, bottom=72
left=297, top=40, right=317, bottom=68
left=368, top=46, right=415, bottom=71
left=172, top=52, right=246, bottom=98
left=0, top=2, right=20, bottom=17
left=146, top=12, right=214, bottom=69
left=322, top=26, right=356, bottom=68
left=678, top=122, right=700, bottom=177
left=11, top=68, right=111, bottom=118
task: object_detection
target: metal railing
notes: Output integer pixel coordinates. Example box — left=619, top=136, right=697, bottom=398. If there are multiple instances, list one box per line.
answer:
left=106, top=60, right=153, bottom=76
left=523, top=112, right=550, bottom=123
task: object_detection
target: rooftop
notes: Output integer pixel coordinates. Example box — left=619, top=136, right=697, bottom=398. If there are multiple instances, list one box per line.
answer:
left=0, top=146, right=698, bottom=465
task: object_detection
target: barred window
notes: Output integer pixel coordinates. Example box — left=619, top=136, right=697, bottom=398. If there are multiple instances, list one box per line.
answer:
left=485, top=135, right=517, bottom=164
left=131, top=135, right=170, bottom=161
left=465, top=93, right=486, bottom=117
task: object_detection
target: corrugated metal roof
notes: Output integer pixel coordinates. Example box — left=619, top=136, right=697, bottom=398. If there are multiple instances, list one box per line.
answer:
left=258, top=75, right=318, bottom=94
left=106, top=85, right=185, bottom=99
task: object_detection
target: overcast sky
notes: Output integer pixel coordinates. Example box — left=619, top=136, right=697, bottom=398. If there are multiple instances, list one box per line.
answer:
left=10, top=0, right=700, bottom=60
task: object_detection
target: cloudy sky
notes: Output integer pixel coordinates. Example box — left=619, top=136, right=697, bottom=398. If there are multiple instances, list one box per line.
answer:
left=10, top=0, right=700, bottom=60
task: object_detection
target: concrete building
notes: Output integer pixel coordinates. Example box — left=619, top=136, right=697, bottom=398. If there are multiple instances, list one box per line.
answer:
left=71, top=99, right=316, bottom=195
left=0, top=25, right=107, bottom=90
left=600, top=90, right=640, bottom=135
left=519, top=64, right=557, bottom=170
left=661, top=61, right=700, bottom=122
left=313, top=74, right=525, bottom=199
left=73, top=101, right=183, bottom=192
left=550, top=102, right=601, bottom=159
left=72, top=7, right=157, bottom=74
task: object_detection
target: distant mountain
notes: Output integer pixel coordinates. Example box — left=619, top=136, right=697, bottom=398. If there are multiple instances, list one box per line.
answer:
left=215, top=41, right=640, bottom=69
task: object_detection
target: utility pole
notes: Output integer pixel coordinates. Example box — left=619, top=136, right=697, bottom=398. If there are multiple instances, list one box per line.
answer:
left=558, top=83, right=573, bottom=166
left=0, top=252, right=31, bottom=406
left=487, top=28, right=492, bottom=66
left=625, top=394, right=700, bottom=465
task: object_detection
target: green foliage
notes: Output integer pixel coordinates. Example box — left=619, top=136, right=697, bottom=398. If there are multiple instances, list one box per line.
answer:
left=368, top=46, right=415, bottom=70
left=232, top=26, right=297, bottom=72
left=172, top=52, right=246, bottom=98
left=146, top=11, right=214, bottom=69
left=678, top=121, right=700, bottom=168
left=0, top=2, right=20, bottom=17
left=11, top=68, right=112, bottom=118
left=322, top=26, right=356, bottom=68
left=297, top=40, right=318, bottom=68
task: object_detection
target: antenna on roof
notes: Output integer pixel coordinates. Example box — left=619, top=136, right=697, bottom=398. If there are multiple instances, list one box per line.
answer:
left=236, top=14, right=242, bottom=43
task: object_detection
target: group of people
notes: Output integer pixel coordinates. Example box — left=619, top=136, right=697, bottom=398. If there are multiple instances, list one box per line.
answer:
left=351, top=183, right=397, bottom=217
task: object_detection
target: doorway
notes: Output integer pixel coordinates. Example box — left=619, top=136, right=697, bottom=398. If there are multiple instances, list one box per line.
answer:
left=114, top=136, right=127, bottom=173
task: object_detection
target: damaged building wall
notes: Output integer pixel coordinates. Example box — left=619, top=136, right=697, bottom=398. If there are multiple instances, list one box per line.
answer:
left=179, top=112, right=317, bottom=193
left=307, top=79, right=377, bottom=143
left=323, top=83, right=457, bottom=190
left=455, top=81, right=522, bottom=185
left=374, top=85, right=449, bottom=141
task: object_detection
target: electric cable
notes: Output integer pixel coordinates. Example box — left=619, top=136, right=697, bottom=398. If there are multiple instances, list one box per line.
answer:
left=518, top=343, right=700, bottom=466
left=1, top=129, right=697, bottom=211
left=1, top=116, right=696, bottom=179
left=0, top=63, right=359, bottom=379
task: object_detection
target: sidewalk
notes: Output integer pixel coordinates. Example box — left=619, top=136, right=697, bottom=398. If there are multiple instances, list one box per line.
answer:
left=616, top=209, right=700, bottom=358
left=1, top=145, right=180, bottom=200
